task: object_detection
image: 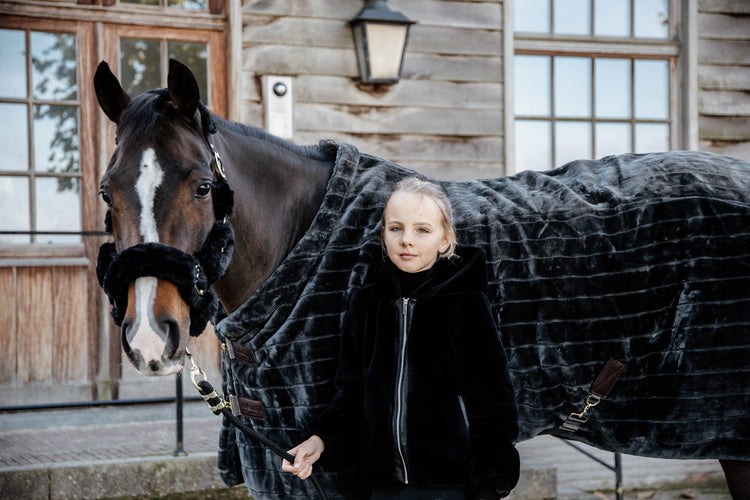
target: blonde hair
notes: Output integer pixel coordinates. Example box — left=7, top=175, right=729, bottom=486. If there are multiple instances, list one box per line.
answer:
left=381, top=177, right=457, bottom=260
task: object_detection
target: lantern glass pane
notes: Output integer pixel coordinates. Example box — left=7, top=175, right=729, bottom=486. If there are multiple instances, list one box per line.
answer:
left=363, top=23, right=407, bottom=81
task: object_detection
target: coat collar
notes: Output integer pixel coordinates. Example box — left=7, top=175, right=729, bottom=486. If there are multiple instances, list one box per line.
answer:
left=378, top=245, right=488, bottom=299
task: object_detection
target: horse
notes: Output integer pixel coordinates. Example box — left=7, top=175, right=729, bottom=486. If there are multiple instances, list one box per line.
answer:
left=94, top=59, right=750, bottom=499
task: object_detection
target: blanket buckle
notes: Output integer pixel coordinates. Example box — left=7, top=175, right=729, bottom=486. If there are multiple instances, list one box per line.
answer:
left=559, top=359, right=625, bottom=433
left=560, top=395, right=600, bottom=432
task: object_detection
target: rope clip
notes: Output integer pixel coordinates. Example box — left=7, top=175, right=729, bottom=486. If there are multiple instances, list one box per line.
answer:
left=185, top=347, right=208, bottom=391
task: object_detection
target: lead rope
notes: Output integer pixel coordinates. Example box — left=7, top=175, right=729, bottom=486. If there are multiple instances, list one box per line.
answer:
left=185, top=348, right=328, bottom=500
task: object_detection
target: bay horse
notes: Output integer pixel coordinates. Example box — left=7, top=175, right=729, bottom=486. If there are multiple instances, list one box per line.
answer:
left=94, top=59, right=750, bottom=499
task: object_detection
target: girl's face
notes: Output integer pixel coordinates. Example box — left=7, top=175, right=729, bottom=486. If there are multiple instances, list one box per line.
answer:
left=382, top=191, right=451, bottom=273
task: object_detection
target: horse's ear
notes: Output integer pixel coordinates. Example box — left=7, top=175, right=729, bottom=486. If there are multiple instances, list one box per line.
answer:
left=167, top=58, right=200, bottom=121
left=94, top=61, right=130, bottom=124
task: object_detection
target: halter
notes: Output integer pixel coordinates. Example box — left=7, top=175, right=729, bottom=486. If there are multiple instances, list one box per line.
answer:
left=96, top=103, right=235, bottom=337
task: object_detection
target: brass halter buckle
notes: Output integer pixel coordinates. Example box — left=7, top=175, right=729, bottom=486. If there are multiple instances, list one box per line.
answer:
left=209, top=143, right=227, bottom=181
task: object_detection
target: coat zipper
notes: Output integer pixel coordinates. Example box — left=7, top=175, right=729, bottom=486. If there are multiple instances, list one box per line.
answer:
left=395, top=297, right=410, bottom=484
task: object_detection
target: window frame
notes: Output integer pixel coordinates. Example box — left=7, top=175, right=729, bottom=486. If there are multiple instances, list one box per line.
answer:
left=504, top=0, right=698, bottom=175
left=0, top=16, right=96, bottom=258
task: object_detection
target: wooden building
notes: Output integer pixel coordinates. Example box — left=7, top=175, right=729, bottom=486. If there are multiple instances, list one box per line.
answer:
left=0, top=0, right=748, bottom=406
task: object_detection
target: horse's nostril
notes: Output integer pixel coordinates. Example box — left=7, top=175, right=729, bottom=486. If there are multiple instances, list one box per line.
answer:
left=121, top=320, right=134, bottom=354
left=162, top=316, right=181, bottom=358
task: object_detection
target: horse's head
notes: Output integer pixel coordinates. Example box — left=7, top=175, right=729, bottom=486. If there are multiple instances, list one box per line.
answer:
left=94, top=59, right=233, bottom=376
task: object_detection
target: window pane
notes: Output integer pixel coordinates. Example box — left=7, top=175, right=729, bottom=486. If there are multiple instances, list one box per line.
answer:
left=515, top=55, right=550, bottom=116
left=555, top=57, right=591, bottom=118
left=634, top=0, right=668, bottom=38
left=515, top=0, right=550, bottom=33
left=555, top=0, right=590, bottom=35
left=556, top=121, right=591, bottom=166
left=516, top=120, right=551, bottom=172
left=120, top=38, right=161, bottom=96
left=596, top=123, right=631, bottom=158
left=168, top=0, right=208, bottom=9
left=34, top=105, right=80, bottom=176
left=36, top=177, right=81, bottom=245
left=595, top=59, right=631, bottom=118
left=121, top=0, right=160, bottom=5
left=0, top=29, right=27, bottom=98
left=635, top=123, right=669, bottom=153
left=0, top=176, right=30, bottom=244
left=634, top=60, right=668, bottom=119
left=168, top=41, right=209, bottom=105
left=594, top=0, right=629, bottom=37
left=31, top=32, right=78, bottom=101
left=0, top=103, right=29, bottom=172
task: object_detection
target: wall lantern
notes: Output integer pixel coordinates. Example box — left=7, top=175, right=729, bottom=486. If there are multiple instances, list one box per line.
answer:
left=351, top=0, right=415, bottom=85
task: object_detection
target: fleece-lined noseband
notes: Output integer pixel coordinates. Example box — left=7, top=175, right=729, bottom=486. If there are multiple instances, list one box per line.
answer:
left=96, top=102, right=235, bottom=337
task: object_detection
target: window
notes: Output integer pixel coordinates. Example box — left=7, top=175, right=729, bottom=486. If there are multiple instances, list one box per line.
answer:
left=0, top=27, right=82, bottom=245
left=119, top=0, right=209, bottom=10
left=102, top=24, right=225, bottom=118
left=120, top=38, right=210, bottom=104
left=513, top=0, right=679, bottom=171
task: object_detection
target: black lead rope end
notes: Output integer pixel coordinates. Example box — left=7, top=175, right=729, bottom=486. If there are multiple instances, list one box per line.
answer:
left=196, top=379, right=226, bottom=415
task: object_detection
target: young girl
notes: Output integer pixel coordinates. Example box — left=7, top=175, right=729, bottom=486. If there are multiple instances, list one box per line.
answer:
left=283, top=177, right=520, bottom=500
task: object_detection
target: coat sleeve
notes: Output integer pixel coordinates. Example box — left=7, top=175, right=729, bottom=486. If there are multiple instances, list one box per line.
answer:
left=459, top=291, right=520, bottom=498
left=306, top=289, right=367, bottom=464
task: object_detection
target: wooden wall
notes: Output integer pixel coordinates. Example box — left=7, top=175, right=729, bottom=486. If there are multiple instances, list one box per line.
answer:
left=0, top=262, right=93, bottom=405
left=697, top=0, right=750, bottom=160
left=240, top=0, right=506, bottom=181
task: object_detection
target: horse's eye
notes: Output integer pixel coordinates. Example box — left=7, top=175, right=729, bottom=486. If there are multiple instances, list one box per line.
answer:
left=99, top=191, right=113, bottom=206
left=196, top=183, right=211, bottom=199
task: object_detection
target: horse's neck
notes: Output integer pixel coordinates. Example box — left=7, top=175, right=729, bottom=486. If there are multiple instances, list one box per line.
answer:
left=212, top=123, right=332, bottom=313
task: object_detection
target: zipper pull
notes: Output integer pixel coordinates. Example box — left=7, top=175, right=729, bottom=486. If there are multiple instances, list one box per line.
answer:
left=402, top=297, right=408, bottom=315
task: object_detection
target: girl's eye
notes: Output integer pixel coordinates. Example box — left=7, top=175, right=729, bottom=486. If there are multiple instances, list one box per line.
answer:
left=196, top=183, right=211, bottom=199
left=389, top=226, right=402, bottom=232
left=417, top=227, right=430, bottom=233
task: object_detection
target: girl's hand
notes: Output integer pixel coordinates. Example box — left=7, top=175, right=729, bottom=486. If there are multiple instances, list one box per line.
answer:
left=281, top=435, right=325, bottom=480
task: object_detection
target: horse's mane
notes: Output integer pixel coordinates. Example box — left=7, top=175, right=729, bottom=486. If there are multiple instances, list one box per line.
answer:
left=119, top=89, right=335, bottom=163
left=210, top=113, right=336, bottom=163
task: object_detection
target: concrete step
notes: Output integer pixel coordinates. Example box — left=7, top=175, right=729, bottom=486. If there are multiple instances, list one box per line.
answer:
left=0, top=402, right=556, bottom=499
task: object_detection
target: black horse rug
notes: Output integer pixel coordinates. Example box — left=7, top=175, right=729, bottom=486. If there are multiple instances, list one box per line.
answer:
left=214, top=143, right=750, bottom=499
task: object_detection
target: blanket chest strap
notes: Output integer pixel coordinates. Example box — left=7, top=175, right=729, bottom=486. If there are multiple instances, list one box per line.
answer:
left=222, top=339, right=258, bottom=365
left=228, top=394, right=266, bottom=421
left=560, top=359, right=625, bottom=433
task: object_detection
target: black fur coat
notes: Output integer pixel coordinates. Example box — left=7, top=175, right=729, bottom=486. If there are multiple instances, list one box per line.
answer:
left=310, top=247, right=520, bottom=497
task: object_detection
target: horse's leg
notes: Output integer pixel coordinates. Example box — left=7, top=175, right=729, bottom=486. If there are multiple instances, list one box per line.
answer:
left=720, top=459, right=750, bottom=500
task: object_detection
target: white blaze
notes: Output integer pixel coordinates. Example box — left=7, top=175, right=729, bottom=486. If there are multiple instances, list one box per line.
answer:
left=135, top=148, right=163, bottom=243
left=129, top=276, right=165, bottom=364
left=130, top=148, right=168, bottom=367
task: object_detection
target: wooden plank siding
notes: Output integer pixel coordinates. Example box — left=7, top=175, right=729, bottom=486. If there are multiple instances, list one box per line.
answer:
left=697, top=0, right=750, bottom=159
left=0, top=263, right=93, bottom=405
left=0, top=268, right=17, bottom=384
left=241, top=0, right=507, bottom=181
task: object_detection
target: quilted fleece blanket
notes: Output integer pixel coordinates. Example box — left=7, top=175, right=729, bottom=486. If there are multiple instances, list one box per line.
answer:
left=214, top=142, right=750, bottom=499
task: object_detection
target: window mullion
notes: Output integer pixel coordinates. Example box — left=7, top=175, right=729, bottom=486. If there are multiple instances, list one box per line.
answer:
left=590, top=56, right=596, bottom=159
left=25, top=29, right=37, bottom=243
left=550, top=55, right=556, bottom=168
left=630, top=58, right=636, bottom=152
